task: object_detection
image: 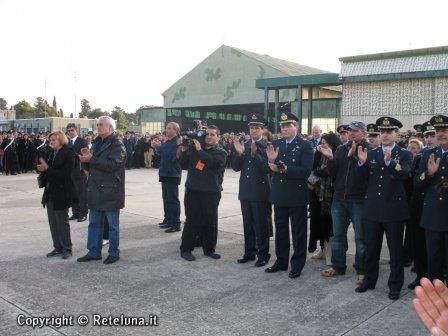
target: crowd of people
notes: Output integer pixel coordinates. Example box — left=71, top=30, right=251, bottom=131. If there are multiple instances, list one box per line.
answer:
left=2, top=113, right=448, bottom=332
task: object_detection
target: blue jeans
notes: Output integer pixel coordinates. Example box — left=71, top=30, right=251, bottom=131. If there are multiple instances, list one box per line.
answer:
left=87, top=210, right=120, bottom=258
left=330, top=198, right=366, bottom=275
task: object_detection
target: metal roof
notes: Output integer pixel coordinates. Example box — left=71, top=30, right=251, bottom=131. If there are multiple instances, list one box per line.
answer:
left=231, top=46, right=329, bottom=76
left=339, top=45, right=448, bottom=63
left=256, top=73, right=341, bottom=90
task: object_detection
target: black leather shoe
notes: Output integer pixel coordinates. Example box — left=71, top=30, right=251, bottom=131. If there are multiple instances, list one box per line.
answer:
left=159, top=223, right=171, bottom=229
left=288, top=270, right=301, bottom=278
left=158, top=221, right=167, bottom=226
left=77, top=216, right=87, bottom=222
left=237, top=255, right=256, bottom=263
left=265, top=263, right=288, bottom=273
left=77, top=254, right=102, bottom=262
left=388, top=292, right=400, bottom=300
left=103, top=255, right=120, bottom=264
left=62, top=250, right=72, bottom=259
left=165, top=227, right=180, bottom=233
left=46, top=249, right=62, bottom=257
left=204, top=252, right=221, bottom=259
left=68, top=215, right=77, bottom=220
left=255, top=254, right=271, bottom=267
left=355, top=283, right=375, bottom=293
left=181, top=251, right=195, bottom=261
left=408, top=278, right=421, bottom=290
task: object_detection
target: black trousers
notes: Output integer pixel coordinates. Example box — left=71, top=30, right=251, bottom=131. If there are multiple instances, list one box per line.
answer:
left=4, top=152, right=18, bottom=174
left=425, top=230, right=448, bottom=282
left=241, top=200, right=270, bottom=259
left=273, top=205, right=307, bottom=273
left=363, top=220, right=404, bottom=293
left=180, top=188, right=221, bottom=254
left=71, top=169, right=87, bottom=218
left=410, top=216, right=427, bottom=279
left=46, top=198, right=72, bottom=252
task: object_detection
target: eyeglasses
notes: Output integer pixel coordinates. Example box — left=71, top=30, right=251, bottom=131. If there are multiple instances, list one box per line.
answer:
left=67, top=129, right=76, bottom=132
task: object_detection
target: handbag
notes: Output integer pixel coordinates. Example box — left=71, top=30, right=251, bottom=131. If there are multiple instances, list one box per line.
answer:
left=37, top=173, right=47, bottom=188
left=307, top=172, right=320, bottom=190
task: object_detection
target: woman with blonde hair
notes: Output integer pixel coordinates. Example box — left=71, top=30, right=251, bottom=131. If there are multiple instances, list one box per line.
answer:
left=37, top=131, right=76, bottom=259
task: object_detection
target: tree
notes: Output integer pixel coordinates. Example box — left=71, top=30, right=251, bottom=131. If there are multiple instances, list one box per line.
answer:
left=80, top=99, right=91, bottom=118
left=111, top=106, right=129, bottom=132
left=88, top=108, right=109, bottom=119
left=34, top=97, right=58, bottom=118
left=14, top=100, right=34, bottom=119
left=0, top=98, right=7, bottom=110
left=52, top=96, right=57, bottom=111
left=125, top=112, right=139, bottom=125
left=59, top=108, right=64, bottom=117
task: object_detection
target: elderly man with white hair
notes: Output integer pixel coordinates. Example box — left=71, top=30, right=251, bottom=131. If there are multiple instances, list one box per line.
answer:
left=77, top=116, right=126, bottom=265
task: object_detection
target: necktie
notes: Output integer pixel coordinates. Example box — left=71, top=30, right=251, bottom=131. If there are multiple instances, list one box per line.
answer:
left=70, top=139, right=74, bottom=147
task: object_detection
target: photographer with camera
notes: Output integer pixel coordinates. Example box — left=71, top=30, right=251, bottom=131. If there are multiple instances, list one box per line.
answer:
left=177, top=125, right=227, bottom=261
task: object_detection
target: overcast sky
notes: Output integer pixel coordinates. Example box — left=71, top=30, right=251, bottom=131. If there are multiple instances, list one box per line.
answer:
left=1, top=0, right=447, bottom=116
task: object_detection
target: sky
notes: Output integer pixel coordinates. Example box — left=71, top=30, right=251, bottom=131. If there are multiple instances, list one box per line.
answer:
left=1, top=0, right=447, bottom=117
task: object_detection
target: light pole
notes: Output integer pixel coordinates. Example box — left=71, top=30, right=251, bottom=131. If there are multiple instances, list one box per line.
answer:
left=74, top=71, right=77, bottom=118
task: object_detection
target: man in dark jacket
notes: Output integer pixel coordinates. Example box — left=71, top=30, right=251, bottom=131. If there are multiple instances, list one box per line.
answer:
left=355, top=117, right=412, bottom=300
left=415, top=114, right=448, bottom=282
left=151, top=122, right=182, bottom=233
left=319, top=121, right=373, bottom=283
left=77, top=116, right=126, bottom=265
left=264, top=112, right=314, bottom=279
left=177, top=125, right=227, bottom=261
left=66, top=123, right=88, bottom=222
left=232, top=114, right=271, bottom=266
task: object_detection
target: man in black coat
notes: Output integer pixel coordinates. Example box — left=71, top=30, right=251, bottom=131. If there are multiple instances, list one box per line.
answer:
left=77, top=116, right=126, bottom=265
left=123, top=131, right=135, bottom=170
left=66, top=123, right=88, bottom=222
left=177, top=125, right=227, bottom=261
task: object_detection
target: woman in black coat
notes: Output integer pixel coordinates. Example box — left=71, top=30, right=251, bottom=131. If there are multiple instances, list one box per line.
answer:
left=309, top=133, right=341, bottom=265
left=37, top=131, right=76, bottom=259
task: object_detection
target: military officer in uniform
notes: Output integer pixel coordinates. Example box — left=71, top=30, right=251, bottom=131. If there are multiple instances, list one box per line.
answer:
left=413, top=124, right=425, bottom=144
left=265, top=112, right=314, bottom=279
left=336, top=125, right=349, bottom=144
left=355, top=116, right=412, bottom=300
left=407, top=120, right=438, bottom=289
left=366, top=123, right=381, bottom=149
left=415, top=114, right=448, bottom=282
left=232, top=113, right=271, bottom=266
left=1, top=131, right=19, bottom=175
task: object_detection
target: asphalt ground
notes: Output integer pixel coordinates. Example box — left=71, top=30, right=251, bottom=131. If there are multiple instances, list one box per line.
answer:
left=0, top=169, right=427, bottom=335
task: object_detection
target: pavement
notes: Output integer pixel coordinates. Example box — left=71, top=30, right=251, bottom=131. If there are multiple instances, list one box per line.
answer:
left=0, top=168, right=427, bottom=335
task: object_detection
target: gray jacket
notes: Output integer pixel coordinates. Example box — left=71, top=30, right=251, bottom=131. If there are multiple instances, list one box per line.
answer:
left=87, top=133, right=126, bottom=211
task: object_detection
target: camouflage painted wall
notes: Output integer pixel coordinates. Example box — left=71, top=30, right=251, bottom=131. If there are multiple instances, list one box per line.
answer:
left=163, top=45, right=296, bottom=108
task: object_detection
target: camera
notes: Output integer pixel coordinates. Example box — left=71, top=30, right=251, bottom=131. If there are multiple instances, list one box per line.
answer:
left=180, top=120, right=207, bottom=147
